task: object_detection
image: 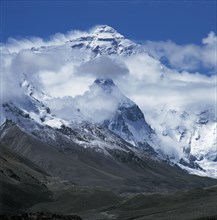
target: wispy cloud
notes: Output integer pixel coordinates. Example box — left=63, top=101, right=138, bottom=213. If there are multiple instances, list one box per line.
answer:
left=0, top=29, right=89, bottom=53
left=143, top=31, right=217, bottom=74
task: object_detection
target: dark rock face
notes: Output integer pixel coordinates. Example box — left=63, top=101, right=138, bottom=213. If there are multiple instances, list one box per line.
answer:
left=4, top=169, right=20, bottom=182
left=94, top=78, right=115, bottom=93
left=119, top=105, right=145, bottom=122
left=106, top=111, right=131, bottom=134
left=105, top=103, right=153, bottom=146
left=213, top=156, right=217, bottom=162
left=0, top=212, right=82, bottom=220
left=196, top=110, right=212, bottom=125
left=94, top=78, right=115, bottom=87
left=2, top=103, right=30, bottom=119
left=179, top=158, right=203, bottom=170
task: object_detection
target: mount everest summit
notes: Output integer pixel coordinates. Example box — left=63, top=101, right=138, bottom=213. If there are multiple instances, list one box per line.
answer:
left=1, top=25, right=216, bottom=181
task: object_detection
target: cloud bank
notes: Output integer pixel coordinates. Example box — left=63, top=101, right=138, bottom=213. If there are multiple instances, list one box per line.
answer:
left=143, top=31, right=217, bottom=74
left=1, top=28, right=216, bottom=123
left=76, top=56, right=129, bottom=79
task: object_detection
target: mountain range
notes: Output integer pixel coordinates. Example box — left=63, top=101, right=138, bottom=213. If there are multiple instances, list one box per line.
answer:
left=0, top=25, right=217, bottom=219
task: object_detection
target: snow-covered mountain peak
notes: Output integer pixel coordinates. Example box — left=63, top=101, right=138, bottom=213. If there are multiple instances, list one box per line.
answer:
left=94, top=78, right=115, bottom=86
left=30, top=25, right=142, bottom=58
left=92, top=25, right=117, bottom=34
left=66, top=25, right=141, bottom=57
left=80, top=79, right=156, bottom=150
left=91, top=25, right=124, bottom=38
left=93, top=78, right=116, bottom=93
left=87, top=78, right=135, bottom=107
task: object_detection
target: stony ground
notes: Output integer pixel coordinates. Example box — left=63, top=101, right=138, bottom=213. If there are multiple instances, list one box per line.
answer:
left=0, top=212, right=82, bottom=220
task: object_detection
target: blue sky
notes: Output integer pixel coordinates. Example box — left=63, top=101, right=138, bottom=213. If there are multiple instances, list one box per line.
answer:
left=1, top=0, right=216, bottom=44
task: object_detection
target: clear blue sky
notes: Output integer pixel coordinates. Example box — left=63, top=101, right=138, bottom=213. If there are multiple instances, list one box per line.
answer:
left=1, top=0, right=216, bottom=44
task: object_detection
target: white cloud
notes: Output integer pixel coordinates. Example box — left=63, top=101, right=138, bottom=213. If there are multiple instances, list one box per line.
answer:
left=1, top=50, right=23, bottom=103
left=1, top=37, right=45, bottom=54
left=76, top=56, right=129, bottom=79
left=143, top=31, right=217, bottom=73
left=1, top=28, right=216, bottom=122
left=0, top=29, right=89, bottom=54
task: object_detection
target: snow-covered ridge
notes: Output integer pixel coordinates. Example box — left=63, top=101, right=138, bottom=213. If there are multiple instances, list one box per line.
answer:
left=30, top=25, right=143, bottom=58
left=91, top=25, right=125, bottom=39
left=146, top=105, right=217, bottom=178
left=69, top=25, right=138, bottom=56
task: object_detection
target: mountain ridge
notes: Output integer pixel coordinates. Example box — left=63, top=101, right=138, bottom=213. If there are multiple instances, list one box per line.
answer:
left=1, top=25, right=216, bottom=178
